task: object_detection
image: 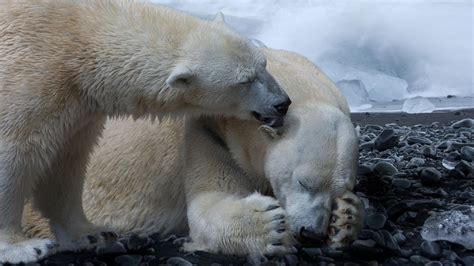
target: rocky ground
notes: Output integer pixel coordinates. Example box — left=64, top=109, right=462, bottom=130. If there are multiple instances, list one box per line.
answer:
left=27, top=110, right=474, bottom=266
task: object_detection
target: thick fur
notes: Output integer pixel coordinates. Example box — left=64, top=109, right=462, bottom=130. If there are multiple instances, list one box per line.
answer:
left=0, top=1, right=289, bottom=263
left=24, top=48, right=364, bottom=255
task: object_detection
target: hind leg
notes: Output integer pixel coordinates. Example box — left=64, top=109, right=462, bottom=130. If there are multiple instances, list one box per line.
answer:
left=32, top=119, right=116, bottom=252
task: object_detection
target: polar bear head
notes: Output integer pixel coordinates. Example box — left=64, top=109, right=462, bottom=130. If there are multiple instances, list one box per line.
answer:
left=166, top=16, right=291, bottom=126
left=263, top=105, right=359, bottom=243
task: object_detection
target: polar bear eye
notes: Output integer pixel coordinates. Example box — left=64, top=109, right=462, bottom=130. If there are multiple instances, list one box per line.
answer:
left=298, top=180, right=311, bottom=191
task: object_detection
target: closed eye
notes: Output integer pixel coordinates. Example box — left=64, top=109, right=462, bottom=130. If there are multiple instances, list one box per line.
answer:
left=298, top=180, right=311, bottom=191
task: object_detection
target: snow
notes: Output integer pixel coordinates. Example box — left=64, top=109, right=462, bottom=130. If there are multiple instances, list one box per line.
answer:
left=421, top=207, right=474, bottom=250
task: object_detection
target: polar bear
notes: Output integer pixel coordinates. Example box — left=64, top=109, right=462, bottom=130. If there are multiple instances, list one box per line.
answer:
left=0, top=1, right=290, bottom=263
left=24, top=47, right=364, bottom=255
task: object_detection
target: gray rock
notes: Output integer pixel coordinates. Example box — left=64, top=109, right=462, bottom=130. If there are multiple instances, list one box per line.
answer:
left=455, top=160, right=472, bottom=176
left=360, top=141, right=375, bottom=150
left=374, top=129, right=399, bottom=151
left=425, top=261, right=442, bottom=266
left=392, top=232, right=406, bottom=245
left=410, top=255, right=431, bottom=264
left=420, top=167, right=442, bottom=187
left=374, top=161, right=398, bottom=176
left=302, top=247, right=322, bottom=258
left=365, top=213, right=387, bottom=230
left=126, top=234, right=151, bottom=251
left=407, top=136, right=433, bottom=145
left=422, top=145, right=437, bottom=158
left=95, top=242, right=126, bottom=255
left=451, top=118, right=474, bottom=129
left=461, top=256, right=474, bottom=266
left=353, top=239, right=377, bottom=248
left=167, top=257, right=193, bottom=266
left=461, top=146, right=474, bottom=162
left=420, top=241, right=441, bottom=259
left=392, top=178, right=411, bottom=189
left=358, top=164, right=374, bottom=176
left=409, top=157, right=426, bottom=166
left=115, top=255, right=142, bottom=266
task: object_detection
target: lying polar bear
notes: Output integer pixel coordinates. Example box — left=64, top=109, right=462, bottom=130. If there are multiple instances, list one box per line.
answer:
left=24, top=48, right=364, bottom=255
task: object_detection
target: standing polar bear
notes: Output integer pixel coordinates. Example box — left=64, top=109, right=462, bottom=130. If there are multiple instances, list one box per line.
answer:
left=25, top=48, right=365, bottom=255
left=0, top=0, right=290, bottom=263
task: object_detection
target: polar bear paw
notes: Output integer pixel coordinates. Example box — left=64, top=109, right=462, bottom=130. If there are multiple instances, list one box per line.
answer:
left=326, top=191, right=365, bottom=248
left=52, top=223, right=118, bottom=252
left=0, top=238, right=57, bottom=264
left=240, top=193, right=296, bottom=255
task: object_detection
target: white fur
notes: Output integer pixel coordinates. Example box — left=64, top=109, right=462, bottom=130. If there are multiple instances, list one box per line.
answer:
left=0, top=1, right=289, bottom=263
left=23, top=48, right=364, bottom=255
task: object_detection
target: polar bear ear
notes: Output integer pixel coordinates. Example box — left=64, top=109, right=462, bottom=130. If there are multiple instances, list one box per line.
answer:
left=213, top=12, right=226, bottom=23
left=166, top=64, right=193, bottom=89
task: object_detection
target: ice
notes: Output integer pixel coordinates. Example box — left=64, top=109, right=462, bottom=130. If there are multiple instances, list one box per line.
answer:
left=150, top=0, right=474, bottom=111
left=402, top=97, right=436, bottom=113
left=336, top=79, right=372, bottom=111
left=421, top=207, right=474, bottom=250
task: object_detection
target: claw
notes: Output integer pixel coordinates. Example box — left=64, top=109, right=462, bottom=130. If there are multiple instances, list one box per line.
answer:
left=265, top=205, right=280, bottom=211
left=272, top=214, right=285, bottom=221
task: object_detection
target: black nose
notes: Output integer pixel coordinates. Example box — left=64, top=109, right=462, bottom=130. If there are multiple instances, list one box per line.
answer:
left=274, top=98, right=292, bottom=116
left=299, top=227, right=325, bottom=242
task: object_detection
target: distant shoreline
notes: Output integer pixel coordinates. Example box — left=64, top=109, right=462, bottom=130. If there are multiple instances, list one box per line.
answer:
left=351, top=108, right=474, bottom=126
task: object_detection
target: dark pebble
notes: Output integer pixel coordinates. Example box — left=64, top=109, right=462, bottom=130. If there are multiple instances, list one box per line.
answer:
left=353, top=239, right=377, bottom=248
left=392, top=232, right=406, bottom=245
left=360, top=141, right=375, bottom=150
left=392, top=178, right=411, bottom=189
left=95, top=242, right=126, bottom=255
left=127, top=234, right=151, bottom=251
left=365, top=213, right=387, bottom=230
left=167, top=257, right=193, bottom=266
left=461, top=146, right=474, bottom=162
left=409, top=255, right=431, bottom=264
left=115, top=255, right=142, bottom=266
left=420, top=167, right=442, bottom=187
left=451, top=118, right=473, bottom=129
left=425, top=261, right=442, bottom=266
left=455, top=160, right=473, bottom=175
left=383, top=257, right=409, bottom=265
left=374, top=161, right=398, bottom=176
left=302, top=247, right=322, bottom=259
left=461, top=256, right=474, bottom=266
left=449, top=168, right=466, bottom=179
left=422, top=146, right=437, bottom=158
left=374, top=129, right=399, bottom=151
left=387, top=202, right=410, bottom=219
left=407, top=136, right=432, bottom=145
left=420, top=241, right=441, bottom=259
left=358, top=164, right=374, bottom=176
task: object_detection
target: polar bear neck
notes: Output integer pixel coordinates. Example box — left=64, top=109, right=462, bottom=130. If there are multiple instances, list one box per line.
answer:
left=69, top=1, right=206, bottom=117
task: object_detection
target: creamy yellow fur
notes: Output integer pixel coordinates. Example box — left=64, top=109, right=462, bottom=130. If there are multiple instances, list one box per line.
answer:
left=25, top=48, right=364, bottom=255
left=0, top=1, right=289, bottom=263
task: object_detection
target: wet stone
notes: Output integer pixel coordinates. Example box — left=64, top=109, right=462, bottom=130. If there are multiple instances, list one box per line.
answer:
left=425, top=261, right=442, bottom=266
left=455, top=160, right=472, bottom=176
left=449, top=169, right=466, bottom=179
left=461, top=146, right=474, bottom=162
left=420, top=241, right=442, bottom=259
left=392, top=232, right=406, bottom=245
left=353, top=239, right=377, bottom=248
left=391, top=178, right=411, bottom=189
left=407, top=136, right=432, bottom=145
left=167, top=257, right=193, bottom=266
left=115, top=255, right=142, bottom=266
left=302, top=248, right=322, bottom=259
left=420, top=167, right=442, bottom=187
left=422, top=145, right=437, bottom=158
left=358, top=164, right=374, bottom=176
left=95, top=242, right=126, bottom=255
left=383, top=257, right=409, bottom=265
left=461, top=256, right=474, bottom=266
left=410, top=255, right=431, bottom=264
left=365, top=213, right=387, bottom=230
left=374, top=162, right=398, bottom=176
left=127, top=234, right=151, bottom=251
left=374, top=129, right=399, bottom=151
left=451, top=118, right=473, bottom=129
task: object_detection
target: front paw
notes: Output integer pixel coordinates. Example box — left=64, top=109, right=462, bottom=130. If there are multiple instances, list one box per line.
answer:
left=185, top=193, right=295, bottom=255
left=242, top=193, right=296, bottom=255
left=327, top=191, right=365, bottom=248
